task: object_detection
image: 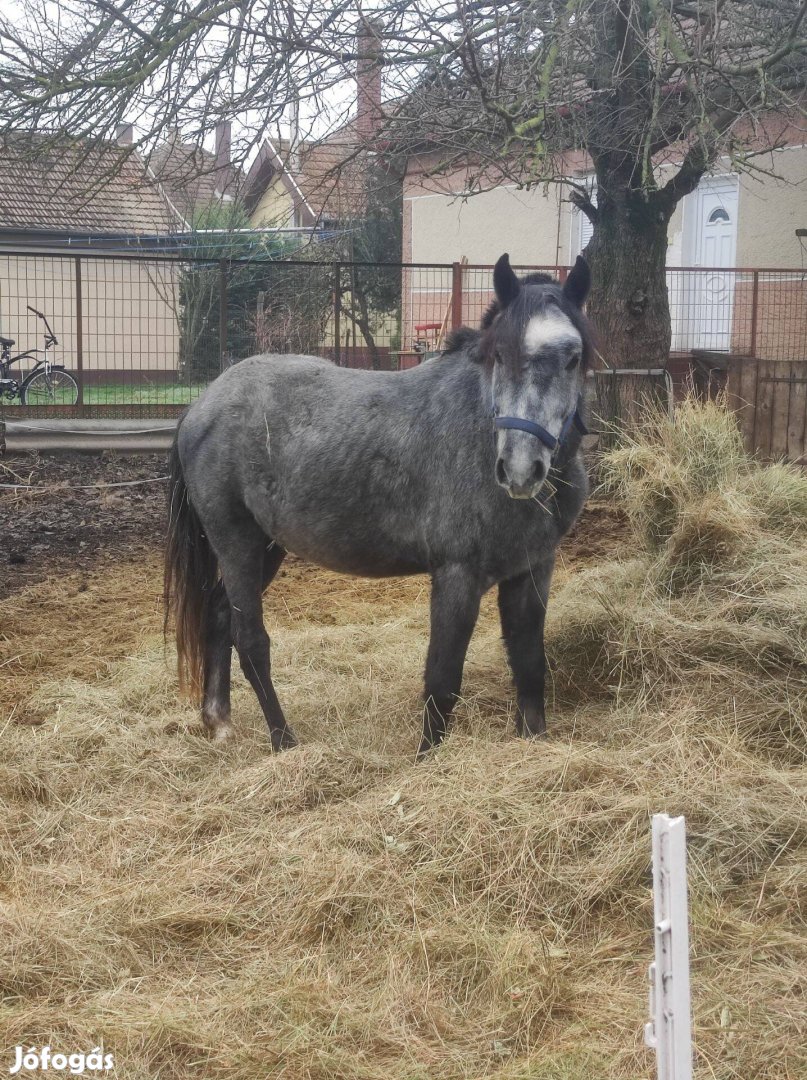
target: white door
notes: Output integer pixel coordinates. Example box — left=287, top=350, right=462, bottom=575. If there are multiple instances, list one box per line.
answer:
left=690, top=178, right=739, bottom=350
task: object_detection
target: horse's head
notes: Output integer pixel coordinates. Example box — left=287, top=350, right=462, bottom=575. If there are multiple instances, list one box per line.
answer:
left=484, top=253, right=592, bottom=499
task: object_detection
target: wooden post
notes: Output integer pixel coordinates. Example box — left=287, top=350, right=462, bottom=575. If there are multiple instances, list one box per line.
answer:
left=333, top=262, right=342, bottom=366
left=219, top=260, right=228, bottom=372
left=451, top=261, right=463, bottom=330
left=74, top=256, right=84, bottom=406
left=749, top=270, right=760, bottom=358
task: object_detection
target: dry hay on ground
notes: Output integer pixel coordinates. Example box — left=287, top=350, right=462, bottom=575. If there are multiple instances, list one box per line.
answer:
left=1, top=399, right=805, bottom=1079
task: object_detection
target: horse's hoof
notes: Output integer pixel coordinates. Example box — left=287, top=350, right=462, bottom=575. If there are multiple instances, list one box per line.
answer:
left=416, top=738, right=441, bottom=760
left=516, top=710, right=547, bottom=739
left=272, top=726, right=298, bottom=752
left=211, top=723, right=235, bottom=742
left=517, top=723, right=548, bottom=740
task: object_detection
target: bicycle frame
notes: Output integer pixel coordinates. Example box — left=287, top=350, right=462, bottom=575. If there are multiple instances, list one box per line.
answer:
left=0, top=306, right=61, bottom=399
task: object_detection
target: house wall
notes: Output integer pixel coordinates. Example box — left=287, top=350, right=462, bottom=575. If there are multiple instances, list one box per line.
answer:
left=249, top=177, right=295, bottom=227
left=406, top=180, right=573, bottom=267
left=403, top=146, right=807, bottom=360
left=0, top=253, right=180, bottom=379
left=404, top=146, right=807, bottom=271
left=736, top=145, right=807, bottom=267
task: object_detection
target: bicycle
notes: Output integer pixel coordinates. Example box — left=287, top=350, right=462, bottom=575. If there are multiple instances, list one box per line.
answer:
left=0, top=306, right=79, bottom=406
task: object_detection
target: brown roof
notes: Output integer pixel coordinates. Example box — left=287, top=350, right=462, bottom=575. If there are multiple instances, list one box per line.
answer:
left=0, top=135, right=182, bottom=235
left=149, top=133, right=244, bottom=222
left=245, top=125, right=370, bottom=226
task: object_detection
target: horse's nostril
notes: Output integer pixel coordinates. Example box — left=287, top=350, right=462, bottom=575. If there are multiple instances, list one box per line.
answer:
left=495, top=458, right=509, bottom=486
left=533, top=458, right=546, bottom=483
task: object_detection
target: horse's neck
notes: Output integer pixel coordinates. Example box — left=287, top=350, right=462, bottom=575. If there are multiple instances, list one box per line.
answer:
left=426, top=351, right=491, bottom=415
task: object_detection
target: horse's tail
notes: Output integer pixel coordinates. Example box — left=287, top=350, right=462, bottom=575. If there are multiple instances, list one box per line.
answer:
left=163, top=426, right=217, bottom=704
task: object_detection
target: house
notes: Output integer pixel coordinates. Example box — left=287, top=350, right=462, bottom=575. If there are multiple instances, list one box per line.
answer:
left=0, top=130, right=183, bottom=247
left=240, top=18, right=403, bottom=368
left=402, top=112, right=807, bottom=361
left=0, top=131, right=185, bottom=386
left=150, top=122, right=242, bottom=224
left=242, top=18, right=392, bottom=235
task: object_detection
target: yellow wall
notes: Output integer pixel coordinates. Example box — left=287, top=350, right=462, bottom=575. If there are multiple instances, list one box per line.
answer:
left=249, top=177, right=296, bottom=228
left=737, top=146, right=807, bottom=267
left=406, top=149, right=807, bottom=271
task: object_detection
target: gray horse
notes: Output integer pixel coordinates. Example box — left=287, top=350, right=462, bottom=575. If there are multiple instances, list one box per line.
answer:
left=164, top=254, right=593, bottom=756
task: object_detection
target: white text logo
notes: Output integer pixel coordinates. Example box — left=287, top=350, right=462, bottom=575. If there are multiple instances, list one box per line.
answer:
left=9, top=1048, right=114, bottom=1075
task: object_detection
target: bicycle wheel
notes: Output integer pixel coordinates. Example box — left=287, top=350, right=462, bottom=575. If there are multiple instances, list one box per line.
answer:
left=21, top=369, right=79, bottom=406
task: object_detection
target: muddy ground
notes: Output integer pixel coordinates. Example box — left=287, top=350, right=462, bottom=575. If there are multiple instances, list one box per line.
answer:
left=0, top=451, right=627, bottom=598
left=1, top=452, right=167, bottom=597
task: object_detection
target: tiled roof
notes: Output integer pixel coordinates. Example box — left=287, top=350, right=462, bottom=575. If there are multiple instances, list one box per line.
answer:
left=0, top=135, right=182, bottom=235
left=246, top=125, right=371, bottom=225
left=149, top=134, right=244, bottom=222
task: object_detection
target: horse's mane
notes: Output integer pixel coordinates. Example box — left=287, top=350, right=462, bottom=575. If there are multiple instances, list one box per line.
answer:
left=442, top=325, right=481, bottom=356
left=442, top=271, right=559, bottom=356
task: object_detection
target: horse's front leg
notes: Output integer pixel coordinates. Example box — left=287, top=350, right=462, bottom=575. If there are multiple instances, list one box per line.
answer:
left=498, top=559, right=554, bottom=738
left=418, top=564, right=482, bottom=758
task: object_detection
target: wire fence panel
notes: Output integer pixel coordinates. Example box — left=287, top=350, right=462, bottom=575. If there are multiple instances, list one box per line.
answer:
left=1, top=251, right=806, bottom=460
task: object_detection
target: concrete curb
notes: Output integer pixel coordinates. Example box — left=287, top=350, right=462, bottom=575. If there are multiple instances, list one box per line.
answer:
left=1, top=418, right=177, bottom=453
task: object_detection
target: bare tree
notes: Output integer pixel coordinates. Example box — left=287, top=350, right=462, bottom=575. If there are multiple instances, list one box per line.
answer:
left=2, top=1, right=806, bottom=365
left=388, top=1, right=807, bottom=365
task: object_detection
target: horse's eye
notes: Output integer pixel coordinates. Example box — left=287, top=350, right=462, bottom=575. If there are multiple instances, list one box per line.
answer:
left=494, top=349, right=503, bottom=365
left=566, top=353, right=581, bottom=371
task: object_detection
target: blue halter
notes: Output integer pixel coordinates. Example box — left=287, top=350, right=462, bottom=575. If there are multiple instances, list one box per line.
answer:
left=493, top=394, right=588, bottom=454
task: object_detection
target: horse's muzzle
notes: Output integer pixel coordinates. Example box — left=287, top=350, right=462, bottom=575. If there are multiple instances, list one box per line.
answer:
left=495, top=454, right=548, bottom=499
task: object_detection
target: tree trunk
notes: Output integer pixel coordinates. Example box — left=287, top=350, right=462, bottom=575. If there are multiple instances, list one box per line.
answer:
left=585, top=181, right=673, bottom=369
left=350, top=280, right=382, bottom=369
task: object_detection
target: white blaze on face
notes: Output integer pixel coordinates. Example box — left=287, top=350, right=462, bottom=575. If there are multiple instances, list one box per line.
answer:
left=523, top=310, right=582, bottom=356
left=494, top=308, right=583, bottom=496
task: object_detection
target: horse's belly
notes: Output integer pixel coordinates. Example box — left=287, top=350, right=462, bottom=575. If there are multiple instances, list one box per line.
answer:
left=281, top=533, right=425, bottom=578
left=264, top=509, right=427, bottom=578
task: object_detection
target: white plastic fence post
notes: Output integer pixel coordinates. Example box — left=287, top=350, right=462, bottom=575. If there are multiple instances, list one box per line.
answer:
left=644, top=814, right=693, bottom=1080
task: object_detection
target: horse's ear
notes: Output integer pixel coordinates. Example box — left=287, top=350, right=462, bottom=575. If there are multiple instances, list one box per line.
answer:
left=493, top=253, right=520, bottom=309
left=563, top=255, right=591, bottom=308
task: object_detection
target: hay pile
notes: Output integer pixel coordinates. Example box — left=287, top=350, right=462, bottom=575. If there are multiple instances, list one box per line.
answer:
left=1, top=400, right=805, bottom=1079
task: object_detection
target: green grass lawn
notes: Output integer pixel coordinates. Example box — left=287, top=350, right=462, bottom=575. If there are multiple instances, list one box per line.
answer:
left=82, top=383, right=208, bottom=406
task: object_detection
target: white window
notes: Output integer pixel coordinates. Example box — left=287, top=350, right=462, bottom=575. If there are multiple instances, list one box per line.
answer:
left=572, top=178, right=597, bottom=255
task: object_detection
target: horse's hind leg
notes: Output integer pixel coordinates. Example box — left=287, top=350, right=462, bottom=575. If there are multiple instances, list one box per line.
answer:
left=497, top=559, right=554, bottom=738
left=419, top=565, right=482, bottom=758
left=201, top=542, right=286, bottom=741
left=202, top=580, right=236, bottom=740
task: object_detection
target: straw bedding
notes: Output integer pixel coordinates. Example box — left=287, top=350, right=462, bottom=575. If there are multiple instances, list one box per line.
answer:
left=1, top=400, right=804, bottom=1079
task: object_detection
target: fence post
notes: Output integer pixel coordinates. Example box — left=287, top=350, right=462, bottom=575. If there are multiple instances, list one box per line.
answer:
left=333, top=262, right=342, bottom=366
left=749, top=270, right=760, bottom=358
left=645, top=814, right=693, bottom=1080
left=451, top=261, right=463, bottom=330
left=74, top=256, right=84, bottom=406
left=218, top=260, right=228, bottom=372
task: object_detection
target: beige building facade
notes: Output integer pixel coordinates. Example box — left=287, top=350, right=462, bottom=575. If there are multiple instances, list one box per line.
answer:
left=402, top=140, right=807, bottom=360
left=405, top=146, right=807, bottom=270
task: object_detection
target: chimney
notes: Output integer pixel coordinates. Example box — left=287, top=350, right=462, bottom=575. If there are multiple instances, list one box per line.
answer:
left=355, top=17, right=383, bottom=146
left=116, top=123, right=133, bottom=146
left=214, top=121, right=231, bottom=171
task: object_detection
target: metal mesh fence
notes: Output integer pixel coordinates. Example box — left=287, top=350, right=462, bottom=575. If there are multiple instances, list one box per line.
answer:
left=1, top=252, right=806, bottom=425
